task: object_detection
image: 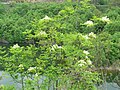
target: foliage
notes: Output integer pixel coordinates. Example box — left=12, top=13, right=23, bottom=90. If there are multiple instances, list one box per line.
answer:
left=0, top=0, right=120, bottom=90
left=0, top=85, right=16, bottom=90
left=0, top=2, right=69, bottom=43
left=109, top=0, right=120, bottom=6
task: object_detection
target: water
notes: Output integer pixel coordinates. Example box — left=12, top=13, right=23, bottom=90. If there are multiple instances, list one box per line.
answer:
left=98, top=82, right=120, bottom=90
left=0, top=71, right=21, bottom=90
left=0, top=71, right=120, bottom=90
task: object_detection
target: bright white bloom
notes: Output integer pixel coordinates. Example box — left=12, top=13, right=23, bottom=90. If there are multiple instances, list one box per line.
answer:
left=41, top=15, right=51, bottom=20
left=12, top=44, right=20, bottom=49
left=85, top=56, right=89, bottom=59
left=78, top=60, right=86, bottom=67
left=89, top=32, right=96, bottom=38
left=51, top=44, right=62, bottom=51
left=39, top=31, right=47, bottom=37
left=85, top=71, right=92, bottom=74
left=83, top=35, right=89, bottom=39
left=18, top=64, right=24, bottom=70
left=86, top=60, right=92, bottom=65
left=101, top=16, right=110, bottom=23
left=84, top=20, right=94, bottom=27
left=58, top=46, right=62, bottom=49
left=19, top=64, right=24, bottom=68
left=28, top=67, right=36, bottom=73
left=83, top=50, right=89, bottom=55
left=34, top=73, right=38, bottom=78
left=78, top=63, right=84, bottom=67
left=51, top=44, right=58, bottom=51
left=40, top=31, right=47, bottom=35
left=78, top=60, right=86, bottom=64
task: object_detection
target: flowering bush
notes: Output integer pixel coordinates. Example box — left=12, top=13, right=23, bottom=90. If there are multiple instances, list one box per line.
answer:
left=1, top=13, right=100, bottom=90
left=0, top=0, right=119, bottom=90
left=84, top=20, right=94, bottom=27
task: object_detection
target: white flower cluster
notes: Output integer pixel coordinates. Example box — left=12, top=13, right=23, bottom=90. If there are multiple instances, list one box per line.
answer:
left=41, top=15, right=51, bottom=20
left=28, top=67, right=36, bottom=73
left=86, top=59, right=92, bottom=65
left=83, top=35, right=89, bottom=40
left=78, top=60, right=86, bottom=67
left=79, top=34, right=89, bottom=40
left=19, top=64, right=24, bottom=68
left=84, top=20, right=94, bottom=27
left=88, top=32, right=96, bottom=38
left=51, top=44, right=62, bottom=51
left=12, top=44, right=20, bottom=49
left=35, top=73, right=38, bottom=77
left=84, top=16, right=110, bottom=27
left=82, top=50, right=92, bottom=65
left=18, top=64, right=24, bottom=70
left=101, top=16, right=110, bottom=23
left=83, top=50, right=89, bottom=55
left=78, top=59, right=92, bottom=67
left=39, top=31, right=47, bottom=37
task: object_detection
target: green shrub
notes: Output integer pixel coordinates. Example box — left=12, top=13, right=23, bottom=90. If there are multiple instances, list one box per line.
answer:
left=0, top=85, right=16, bottom=90
left=98, top=0, right=109, bottom=5
left=0, top=1, right=119, bottom=89
left=106, top=6, right=120, bottom=20
left=109, top=0, right=120, bottom=6
left=0, top=2, right=101, bottom=43
left=104, top=21, right=120, bottom=34
left=109, top=32, right=120, bottom=63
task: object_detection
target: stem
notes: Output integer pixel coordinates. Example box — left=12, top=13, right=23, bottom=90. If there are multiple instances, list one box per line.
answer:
left=37, top=78, right=40, bottom=90
left=21, top=74, right=24, bottom=90
left=56, top=80, right=58, bottom=90
left=48, top=78, right=51, bottom=90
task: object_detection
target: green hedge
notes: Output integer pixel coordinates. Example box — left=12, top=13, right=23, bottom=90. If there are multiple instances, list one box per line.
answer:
left=0, top=2, right=102, bottom=43
left=0, top=2, right=69, bottom=43
left=0, top=1, right=119, bottom=66
left=0, top=2, right=119, bottom=89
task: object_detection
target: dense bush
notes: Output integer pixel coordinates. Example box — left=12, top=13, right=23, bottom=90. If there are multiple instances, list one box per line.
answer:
left=104, top=21, right=120, bottom=34
left=109, top=0, right=120, bottom=6
left=0, top=0, right=119, bottom=90
left=0, top=2, right=70, bottom=43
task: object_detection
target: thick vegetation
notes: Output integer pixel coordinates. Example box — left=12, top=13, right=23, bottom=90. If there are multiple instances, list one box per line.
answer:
left=0, top=0, right=120, bottom=90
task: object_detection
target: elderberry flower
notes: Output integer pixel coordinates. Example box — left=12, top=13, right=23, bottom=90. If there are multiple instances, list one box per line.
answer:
left=83, top=35, right=89, bottom=39
left=34, top=73, right=39, bottom=78
left=12, top=44, right=20, bottom=49
left=28, top=67, right=36, bottom=73
left=18, top=64, right=24, bottom=71
left=101, top=16, right=110, bottom=23
left=19, top=64, right=24, bottom=68
left=86, top=60, right=92, bottom=65
left=89, top=32, right=96, bottom=38
left=78, top=60, right=86, bottom=67
left=41, top=15, right=51, bottom=20
left=84, top=20, right=94, bottom=27
left=39, top=31, right=47, bottom=37
left=85, top=56, right=89, bottom=59
left=83, top=50, right=89, bottom=55
left=51, top=44, right=62, bottom=51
